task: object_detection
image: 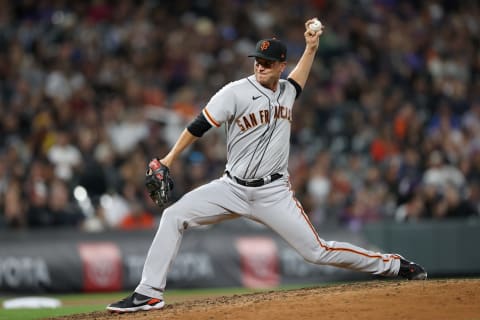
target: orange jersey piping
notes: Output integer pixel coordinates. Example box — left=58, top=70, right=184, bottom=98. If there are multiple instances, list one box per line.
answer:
left=203, top=108, right=221, bottom=127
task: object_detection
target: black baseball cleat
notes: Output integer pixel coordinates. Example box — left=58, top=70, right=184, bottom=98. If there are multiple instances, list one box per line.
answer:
left=106, top=292, right=164, bottom=313
left=398, top=258, right=428, bottom=280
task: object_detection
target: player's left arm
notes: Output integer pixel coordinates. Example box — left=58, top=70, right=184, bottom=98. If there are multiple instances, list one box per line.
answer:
left=287, top=18, right=324, bottom=89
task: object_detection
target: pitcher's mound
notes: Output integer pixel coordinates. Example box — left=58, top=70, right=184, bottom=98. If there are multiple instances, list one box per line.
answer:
left=58, top=279, right=480, bottom=320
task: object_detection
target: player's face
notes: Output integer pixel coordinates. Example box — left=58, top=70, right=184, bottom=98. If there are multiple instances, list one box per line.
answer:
left=254, top=58, right=286, bottom=90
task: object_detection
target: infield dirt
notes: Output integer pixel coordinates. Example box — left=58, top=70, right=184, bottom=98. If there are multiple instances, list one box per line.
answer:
left=51, top=279, right=480, bottom=320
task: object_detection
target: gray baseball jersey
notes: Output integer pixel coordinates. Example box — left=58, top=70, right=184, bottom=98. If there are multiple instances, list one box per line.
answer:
left=135, top=74, right=402, bottom=299
left=202, top=75, right=295, bottom=179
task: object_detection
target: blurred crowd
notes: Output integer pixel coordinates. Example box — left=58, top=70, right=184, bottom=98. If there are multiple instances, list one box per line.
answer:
left=1, top=0, right=479, bottom=232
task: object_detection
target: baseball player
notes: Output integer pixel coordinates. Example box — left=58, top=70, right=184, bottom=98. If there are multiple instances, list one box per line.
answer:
left=107, top=18, right=427, bottom=313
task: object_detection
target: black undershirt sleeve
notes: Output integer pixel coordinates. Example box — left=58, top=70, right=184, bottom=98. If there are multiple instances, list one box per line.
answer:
left=187, top=112, right=213, bottom=137
left=287, top=78, right=302, bottom=99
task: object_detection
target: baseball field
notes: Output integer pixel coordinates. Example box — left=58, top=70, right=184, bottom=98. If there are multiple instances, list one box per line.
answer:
left=1, top=278, right=479, bottom=320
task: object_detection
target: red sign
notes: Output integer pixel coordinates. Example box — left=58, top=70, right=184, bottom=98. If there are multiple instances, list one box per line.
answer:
left=78, top=242, right=122, bottom=292
left=235, top=237, right=279, bottom=288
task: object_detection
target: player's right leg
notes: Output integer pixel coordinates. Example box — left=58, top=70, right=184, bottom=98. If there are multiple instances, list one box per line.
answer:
left=107, top=176, right=248, bottom=313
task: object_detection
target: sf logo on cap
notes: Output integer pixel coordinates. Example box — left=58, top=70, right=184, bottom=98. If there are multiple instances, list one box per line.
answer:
left=260, top=40, right=270, bottom=51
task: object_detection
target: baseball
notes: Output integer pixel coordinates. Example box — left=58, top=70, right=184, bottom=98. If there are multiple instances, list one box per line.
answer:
left=309, top=18, right=323, bottom=32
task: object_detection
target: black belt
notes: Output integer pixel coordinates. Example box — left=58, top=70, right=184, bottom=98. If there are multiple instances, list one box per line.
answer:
left=225, top=171, right=283, bottom=187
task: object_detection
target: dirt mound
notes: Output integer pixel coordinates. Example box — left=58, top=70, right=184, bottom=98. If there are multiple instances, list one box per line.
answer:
left=53, top=279, right=480, bottom=320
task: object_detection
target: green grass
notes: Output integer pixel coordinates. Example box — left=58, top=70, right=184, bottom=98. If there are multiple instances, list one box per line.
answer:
left=0, top=304, right=105, bottom=320
left=0, top=291, right=123, bottom=320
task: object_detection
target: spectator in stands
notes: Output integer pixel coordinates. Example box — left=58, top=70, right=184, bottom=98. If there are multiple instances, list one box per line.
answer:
left=441, top=183, right=479, bottom=219
left=47, top=128, right=82, bottom=182
left=422, top=150, right=466, bottom=191
left=394, top=193, right=424, bottom=222
left=48, top=178, right=85, bottom=227
left=76, top=127, right=108, bottom=202
left=3, top=178, right=27, bottom=229
left=25, top=159, right=55, bottom=228
left=118, top=201, right=155, bottom=230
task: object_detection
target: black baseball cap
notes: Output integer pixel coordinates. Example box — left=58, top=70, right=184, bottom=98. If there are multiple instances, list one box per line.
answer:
left=248, top=38, right=287, bottom=62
